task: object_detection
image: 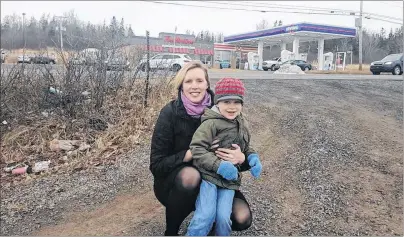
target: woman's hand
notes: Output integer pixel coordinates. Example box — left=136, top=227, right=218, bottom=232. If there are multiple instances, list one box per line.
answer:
left=183, top=149, right=193, bottom=162
left=215, top=144, right=245, bottom=165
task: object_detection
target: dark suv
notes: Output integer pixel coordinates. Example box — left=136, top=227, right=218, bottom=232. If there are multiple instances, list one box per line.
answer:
left=370, top=53, right=403, bottom=75
left=30, top=56, right=56, bottom=64
left=273, top=59, right=312, bottom=72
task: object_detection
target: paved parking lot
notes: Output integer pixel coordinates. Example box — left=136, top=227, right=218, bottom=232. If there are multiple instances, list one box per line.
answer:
left=1, top=63, right=402, bottom=80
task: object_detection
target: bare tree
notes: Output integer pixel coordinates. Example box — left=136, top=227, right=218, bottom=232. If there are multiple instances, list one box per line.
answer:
left=256, top=19, right=269, bottom=30
left=339, top=38, right=350, bottom=52
left=362, top=31, right=381, bottom=63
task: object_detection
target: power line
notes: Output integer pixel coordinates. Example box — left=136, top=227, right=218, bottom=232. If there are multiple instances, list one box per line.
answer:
left=236, top=1, right=403, bottom=21
left=364, top=16, right=403, bottom=25
left=144, top=1, right=403, bottom=25
left=381, top=1, right=403, bottom=8
left=144, top=1, right=360, bottom=17
left=225, top=1, right=360, bottom=14
left=364, top=12, right=402, bottom=21
left=206, top=1, right=402, bottom=22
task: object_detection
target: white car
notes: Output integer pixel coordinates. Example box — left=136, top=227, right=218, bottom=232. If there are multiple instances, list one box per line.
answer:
left=139, top=53, right=193, bottom=72
left=17, top=55, right=32, bottom=64
left=1, top=49, right=7, bottom=63
left=263, top=57, right=282, bottom=71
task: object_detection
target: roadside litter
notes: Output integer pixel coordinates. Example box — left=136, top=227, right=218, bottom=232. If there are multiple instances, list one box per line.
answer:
left=32, top=160, right=51, bottom=173
left=49, top=139, right=81, bottom=152
left=5, top=160, right=51, bottom=175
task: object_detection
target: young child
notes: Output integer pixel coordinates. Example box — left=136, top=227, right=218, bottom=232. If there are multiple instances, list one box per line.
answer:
left=186, top=77, right=263, bottom=236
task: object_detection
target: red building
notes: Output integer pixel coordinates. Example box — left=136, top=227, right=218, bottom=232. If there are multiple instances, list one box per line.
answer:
left=127, top=32, right=214, bottom=61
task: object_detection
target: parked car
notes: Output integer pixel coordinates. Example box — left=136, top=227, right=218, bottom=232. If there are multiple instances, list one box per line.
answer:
left=263, top=57, right=282, bottom=71
left=105, top=57, right=130, bottom=71
left=17, top=55, right=32, bottom=64
left=273, top=59, right=312, bottom=72
left=1, top=49, right=7, bottom=63
left=138, top=53, right=192, bottom=72
left=30, top=56, right=56, bottom=64
left=69, top=57, right=86, bottom=65
left=215, top=60, right=231, bottom=69
left=370, top=53, right=403, bottom=75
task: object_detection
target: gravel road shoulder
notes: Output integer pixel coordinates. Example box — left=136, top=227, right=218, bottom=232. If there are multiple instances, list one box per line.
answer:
left=1, top=79, right=402, bottom=236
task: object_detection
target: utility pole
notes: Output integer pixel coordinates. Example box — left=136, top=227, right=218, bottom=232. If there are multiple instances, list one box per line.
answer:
left=55, top=16, right=67, bottom=52
left=174, top=26, right=177, bottom=48
left=144, top=30, right=150, bottom=107
left=359, top=0, right=363, bottom=71
left=59, top=20, right=63, bottom=51
left=22, top=13, right=26, bottom=66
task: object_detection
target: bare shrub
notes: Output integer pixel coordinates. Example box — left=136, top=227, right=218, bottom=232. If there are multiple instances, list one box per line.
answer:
left=0, top=37, right=177, bottom=173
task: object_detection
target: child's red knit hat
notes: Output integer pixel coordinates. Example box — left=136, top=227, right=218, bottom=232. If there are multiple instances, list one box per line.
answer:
left=214, top=77, right=245, bottom=104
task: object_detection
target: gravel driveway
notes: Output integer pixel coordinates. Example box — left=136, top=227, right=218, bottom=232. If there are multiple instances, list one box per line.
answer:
left=1, top=79, right=402, bottom=236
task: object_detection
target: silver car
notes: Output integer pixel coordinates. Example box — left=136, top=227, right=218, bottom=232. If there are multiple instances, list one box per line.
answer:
left=17, top=55, right=32, bottom=64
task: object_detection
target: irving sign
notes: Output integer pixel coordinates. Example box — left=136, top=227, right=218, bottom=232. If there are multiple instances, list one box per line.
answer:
left=285, top=26, right=299, bottom=32
left=164, top=36, right=194, bottom=44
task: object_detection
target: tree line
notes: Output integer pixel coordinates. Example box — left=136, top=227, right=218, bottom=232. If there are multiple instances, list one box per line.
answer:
left=0, top=10, right=225, bottom=51
left=1, top=10, right=137, bottom=50
left=1, top=11, right=402, bottom=63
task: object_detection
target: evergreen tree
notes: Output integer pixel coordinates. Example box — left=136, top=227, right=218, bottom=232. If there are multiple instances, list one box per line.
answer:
left=110, top=16, right=118, bottom=38
left=127, top=25, right=135, bottom=37
left=119, top=17, right=125, bottom=37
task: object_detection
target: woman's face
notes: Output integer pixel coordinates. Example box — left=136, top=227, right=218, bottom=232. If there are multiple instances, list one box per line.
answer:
left=182, top=68, right=209, bottom=103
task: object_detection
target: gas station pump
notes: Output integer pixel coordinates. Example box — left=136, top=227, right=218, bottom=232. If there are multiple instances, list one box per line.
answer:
left=335, top=52, right=346, bottom=70
left=324, top=52, right=334, bottom=70
left=247, top=52, right=259, bottom=70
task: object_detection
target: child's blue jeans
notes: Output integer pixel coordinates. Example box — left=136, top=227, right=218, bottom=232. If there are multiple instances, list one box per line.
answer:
left=186, top=180, right=235, bottom=236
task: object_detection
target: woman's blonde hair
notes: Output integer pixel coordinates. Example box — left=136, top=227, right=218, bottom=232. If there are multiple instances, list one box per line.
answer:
left=170, top=61, right=210, bottom=92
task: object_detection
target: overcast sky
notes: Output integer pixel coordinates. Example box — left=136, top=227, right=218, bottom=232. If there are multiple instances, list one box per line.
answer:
left=1, top=1, right=403, bottom=37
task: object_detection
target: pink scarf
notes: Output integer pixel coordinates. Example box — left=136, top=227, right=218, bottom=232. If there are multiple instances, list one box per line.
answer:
left=181, top=91, right=211, bottom=118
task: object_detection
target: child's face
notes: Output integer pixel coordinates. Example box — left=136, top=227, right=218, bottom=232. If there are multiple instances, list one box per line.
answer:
left=217, top=99, right=242, bottom=120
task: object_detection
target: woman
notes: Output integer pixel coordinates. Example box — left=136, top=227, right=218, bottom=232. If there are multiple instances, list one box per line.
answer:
left=150, top=61, right=253, bottom=236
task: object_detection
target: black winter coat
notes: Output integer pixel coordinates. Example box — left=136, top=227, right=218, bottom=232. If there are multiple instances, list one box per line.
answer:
left=149, top=89, right=251, bottom=182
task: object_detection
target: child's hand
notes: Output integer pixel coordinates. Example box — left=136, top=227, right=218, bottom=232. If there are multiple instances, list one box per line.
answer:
left=183, top=149, right=193, bottom=162
left=248, top=154, right=262, bottom=178
left=217, top=161, right=238, bottom=181
left=209, top=137, right=220, bottom=151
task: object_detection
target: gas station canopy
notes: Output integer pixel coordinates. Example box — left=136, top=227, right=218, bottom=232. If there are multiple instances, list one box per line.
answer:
left=224, top=22, right=356, bottom=46
left=223, top=22, right=356, bottom=70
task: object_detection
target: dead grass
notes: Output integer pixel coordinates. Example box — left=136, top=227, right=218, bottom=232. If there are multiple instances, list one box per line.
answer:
left=90, top=80, right=174, bottom=163
left=308, top=64, right=372, bottom=75
left=345, top=64, right=371, bottom=70
left=1, top=116, right=70, bottom=165
left=0, top=78, right=175, bottom=179
left=308, top=70, right=372, bottom=75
